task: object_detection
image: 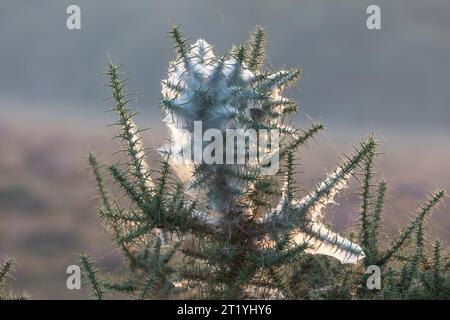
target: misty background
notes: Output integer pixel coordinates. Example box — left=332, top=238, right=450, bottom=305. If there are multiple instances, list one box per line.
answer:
left=0, top=0, right=449, bottom=298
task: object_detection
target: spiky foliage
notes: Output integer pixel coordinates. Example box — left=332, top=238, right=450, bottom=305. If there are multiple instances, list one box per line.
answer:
left=289, top=145, right=449, bottom=300
left=84, top=26, right=449, bottom=300
left=79, top=254, right=105, bottom=300
left=0, top=258, right=13, bottom=285
left=0, top=257, right=26, bottom=300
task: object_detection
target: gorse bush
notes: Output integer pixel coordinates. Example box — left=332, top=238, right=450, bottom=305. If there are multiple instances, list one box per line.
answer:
left=0, top=257, right=26, bottom=300
left=82, top=26, right=449, bottom=300
left=0, top=257, right=14, bottom=299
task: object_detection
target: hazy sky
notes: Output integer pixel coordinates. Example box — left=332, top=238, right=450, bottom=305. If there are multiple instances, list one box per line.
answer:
left=1, top=0, right=449, bottom=130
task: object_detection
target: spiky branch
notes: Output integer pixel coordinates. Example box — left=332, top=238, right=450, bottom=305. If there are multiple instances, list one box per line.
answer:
left=83, top=26, right=449, bottom=300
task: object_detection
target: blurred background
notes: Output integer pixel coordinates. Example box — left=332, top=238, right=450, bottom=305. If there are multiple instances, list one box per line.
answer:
left=0, top=0, right=449, bottom=299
